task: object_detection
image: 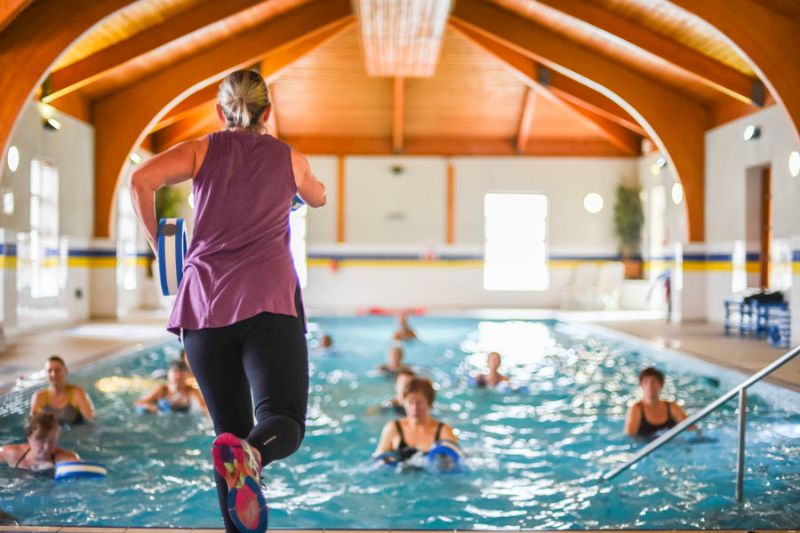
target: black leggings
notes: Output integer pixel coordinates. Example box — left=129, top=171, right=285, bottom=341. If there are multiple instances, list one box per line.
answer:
left=183, top=311, right=309, bottom=532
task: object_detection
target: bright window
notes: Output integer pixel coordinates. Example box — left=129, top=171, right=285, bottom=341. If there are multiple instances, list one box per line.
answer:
left=116, top=186, right=139, bottom=291
left=18, top=159, right=64, bottom=298
left=483, top=193, right=548, bottom=291
left=290, top=204, right=308, bottom=288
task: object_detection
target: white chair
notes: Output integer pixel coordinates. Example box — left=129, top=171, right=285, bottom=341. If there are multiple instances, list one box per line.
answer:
left=561, top=263, right=598, bottom=309
left=580, top=261, right=625, bottom=310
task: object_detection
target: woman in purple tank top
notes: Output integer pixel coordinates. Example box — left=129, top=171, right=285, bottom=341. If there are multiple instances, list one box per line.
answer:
left=130, top=69, right=326, bottom=533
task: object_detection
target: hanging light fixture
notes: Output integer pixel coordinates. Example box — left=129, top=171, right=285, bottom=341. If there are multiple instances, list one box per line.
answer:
left=357, top=0, right=451, bottom=77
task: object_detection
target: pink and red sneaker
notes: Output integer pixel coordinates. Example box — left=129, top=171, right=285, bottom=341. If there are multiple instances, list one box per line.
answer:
left=212, top=432, right=268, bottom=533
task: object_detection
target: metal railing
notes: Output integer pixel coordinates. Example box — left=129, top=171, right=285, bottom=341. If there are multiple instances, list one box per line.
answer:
left=603, top=343, right=800, bottom=502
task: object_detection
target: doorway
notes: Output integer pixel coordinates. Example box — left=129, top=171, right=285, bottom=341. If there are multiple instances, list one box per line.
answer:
left=745, top=165, right=772, bottom=289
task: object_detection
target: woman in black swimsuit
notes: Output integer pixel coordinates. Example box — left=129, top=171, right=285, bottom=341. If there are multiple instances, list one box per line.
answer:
left=625, top=367, right=691, bottom=438
left=374, top=377, right=457, bottom=461
left=0, top=413, right=79, bottom=471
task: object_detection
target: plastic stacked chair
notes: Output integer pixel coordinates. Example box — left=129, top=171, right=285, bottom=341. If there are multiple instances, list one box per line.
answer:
left=762, top=303, right=791, bottom=348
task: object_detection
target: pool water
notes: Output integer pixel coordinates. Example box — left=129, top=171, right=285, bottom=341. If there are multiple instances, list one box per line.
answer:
left=1, top=317, right=799, bottom=529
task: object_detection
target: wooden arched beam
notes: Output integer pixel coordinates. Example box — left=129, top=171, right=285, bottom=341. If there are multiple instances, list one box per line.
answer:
left=454, top=23, right=642, bottom=156
left=452, top=22, right=644, bottom=136
left=92, top=0, right=354, bottom=237
left=670, top=0, right=800, bottom=143
left=537, top=0, right=761, bottom=105
left=45, top=0, right=273, bottom=102
left=0, top=0, right=33, bottom=32
left=451, top=0, right=709, bottom=242
left=0, top=0, right=134, bottom=171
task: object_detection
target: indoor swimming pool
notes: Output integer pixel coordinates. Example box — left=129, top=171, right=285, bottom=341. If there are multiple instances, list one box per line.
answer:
left=0, top=316, right=798, bottom=529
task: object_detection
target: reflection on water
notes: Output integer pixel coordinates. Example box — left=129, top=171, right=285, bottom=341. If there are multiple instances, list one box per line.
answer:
left=0, top=318, right=798, bottom=529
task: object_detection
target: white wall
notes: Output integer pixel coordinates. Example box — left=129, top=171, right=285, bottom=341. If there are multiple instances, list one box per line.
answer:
left=303, top=155, right=640, bottom=310
left=0, top=101, right=95, bottom=333
left=703, top=106, right=800, bottom=332
left=0, top=100, right=152, bottom=333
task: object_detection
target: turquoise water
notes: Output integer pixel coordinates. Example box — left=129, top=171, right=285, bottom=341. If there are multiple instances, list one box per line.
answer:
left=0, top=317, right=799, bottom=529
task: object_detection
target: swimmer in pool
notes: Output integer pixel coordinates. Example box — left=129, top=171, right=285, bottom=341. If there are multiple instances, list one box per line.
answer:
left=136, top=361, right=207, bottom=414
left=392, top=312, right=417, bottom=341
left=0, top=412, right=79, bottom=471
left=368, top=369, right=416, bottom=416
left=374, top=377, right=457, bottom=462
left=30, top=356, right=95, bottom=425
left=625, top=367, right=695, bottom=438
left=378, top=345, right=412, bottom=377
left=474, top=352, right=509, bottom=388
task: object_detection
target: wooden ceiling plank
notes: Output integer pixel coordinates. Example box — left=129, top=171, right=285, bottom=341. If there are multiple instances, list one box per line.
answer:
left=452, top=22, right=646, bottom=136
left=266, top=83, right=279, bottom=138
left=451, top=0, right=709, bottom=242
left=0, top=0, right=135, bottom=172
left=670, top=0, right=800, bottom=144
left=93, top=0, right=354, bottom=237
left=559, top=99, right=641, bottom=156
left=152, top=84, right=219, bottom=131
left=393, top=76, right=405, bottom=153
left=151, top=19, right=348, bottom=135
left=152, top=100, right=218, bottom=152
left=278, top=135, right=630, bottom=156
left=45, top=0, right=272, bottom=102
left=537, top=0, right=759, bottom=104
left=515, top=88, right=537, bottom=153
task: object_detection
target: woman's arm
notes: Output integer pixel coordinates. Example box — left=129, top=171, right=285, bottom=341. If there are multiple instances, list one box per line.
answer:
left=74, top=386, right=95, bottom=422
left=135, top=385, right=167, bottom=413
left=30, top=390, right=44, bottom=416
left=624, top=403, right=641, bottom=436
left=374, top=421, right=398, bottom=456
left=192, top=388, right=208, bottom=413
left=55, top=448, right=80, bottom=463
left=0, top=445, right=11, bottom=466
left=670, top=402, right=698, bottom=431
left=291, top=148, right=326, bottom=208
left=129, top=139, right=205, bottom=254
left=439, top=423, right=458, bottom=444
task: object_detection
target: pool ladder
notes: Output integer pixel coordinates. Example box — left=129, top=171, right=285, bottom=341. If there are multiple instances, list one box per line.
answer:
left=602, top=343, right=800, bottom=502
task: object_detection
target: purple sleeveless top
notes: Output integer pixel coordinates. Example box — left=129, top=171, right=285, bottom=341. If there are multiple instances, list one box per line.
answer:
left=167, top=130, right=301, bottom=335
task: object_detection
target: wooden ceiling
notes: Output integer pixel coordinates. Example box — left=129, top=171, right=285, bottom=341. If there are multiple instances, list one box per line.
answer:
left=40, top=0, right=773, bottom=158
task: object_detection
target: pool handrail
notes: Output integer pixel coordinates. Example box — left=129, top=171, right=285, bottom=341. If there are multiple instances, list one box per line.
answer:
left=602, top=342, right=800, bottom=502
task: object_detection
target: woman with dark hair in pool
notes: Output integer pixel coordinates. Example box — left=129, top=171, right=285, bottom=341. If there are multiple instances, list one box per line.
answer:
left=374, top=377, right=457, bottom=461
left=130, top=69, right=326, bottom=532
left=393, top=312, right=417, bottom=341
left=378, top=344, right=412, bottom=377
left=474, top=352, right=509, bottom=388
left=368, top=368, right=416, bottom=416
left=625, top=367, right=692, bottom=438
left=30, top=356, right=95, bottom=425
left=135, top=361, right=207, bottom=414
left=0, top=412, right=79, bottom=471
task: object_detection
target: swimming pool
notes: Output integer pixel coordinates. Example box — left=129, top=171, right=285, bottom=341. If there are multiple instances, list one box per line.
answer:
left=1, top=317, right=798, bottom=529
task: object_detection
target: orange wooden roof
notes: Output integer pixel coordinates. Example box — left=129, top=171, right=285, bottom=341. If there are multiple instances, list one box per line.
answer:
left=38, top=0, right=774, bottom=157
